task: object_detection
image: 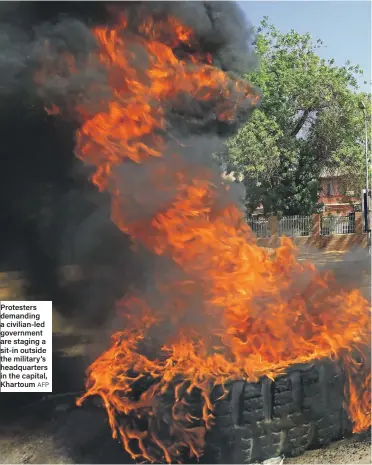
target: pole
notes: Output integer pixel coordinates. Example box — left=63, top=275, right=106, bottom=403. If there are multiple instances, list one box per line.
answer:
left=360, top=101, right=370, bottom=252
left=363, top=107, right=369, bottom=205
left=362, top=103, right=371, bottom=255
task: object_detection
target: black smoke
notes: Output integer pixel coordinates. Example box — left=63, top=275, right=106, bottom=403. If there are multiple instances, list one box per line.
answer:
left=0, top=1, right=257, bottom=331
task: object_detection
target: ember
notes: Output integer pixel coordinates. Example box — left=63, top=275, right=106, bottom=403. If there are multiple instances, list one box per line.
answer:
left=35, top=3, right=370, bottom=463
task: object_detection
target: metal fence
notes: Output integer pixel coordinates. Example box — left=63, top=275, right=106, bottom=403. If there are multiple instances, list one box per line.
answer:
left=247, top=217, right=271, bottom=238
left=279, top=215, right=312, bottom=237
left=320, top=214, right=356, bottom=235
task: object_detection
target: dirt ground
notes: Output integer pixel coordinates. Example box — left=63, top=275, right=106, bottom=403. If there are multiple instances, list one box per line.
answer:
left=0, top=249, right=370, bottom=464
left=285, top=433, right=371, bottom=464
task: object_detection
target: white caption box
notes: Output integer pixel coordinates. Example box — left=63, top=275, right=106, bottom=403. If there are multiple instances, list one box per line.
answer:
left=0, top=301, right=53, bottom=393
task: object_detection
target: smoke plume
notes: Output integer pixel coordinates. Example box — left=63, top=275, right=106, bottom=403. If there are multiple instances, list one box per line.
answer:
left=0, top=1, right=257, bottom=328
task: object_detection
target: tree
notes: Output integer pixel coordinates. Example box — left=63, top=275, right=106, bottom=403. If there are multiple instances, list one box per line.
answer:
left=222, top=18, right=371, bottom=216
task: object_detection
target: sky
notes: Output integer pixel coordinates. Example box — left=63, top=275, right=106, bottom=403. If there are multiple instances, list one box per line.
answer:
left=238, top=1, right=372, bottom=92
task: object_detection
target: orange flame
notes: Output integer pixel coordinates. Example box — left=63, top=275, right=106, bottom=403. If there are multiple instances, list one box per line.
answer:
left=38, top=13, right=370, bottom=464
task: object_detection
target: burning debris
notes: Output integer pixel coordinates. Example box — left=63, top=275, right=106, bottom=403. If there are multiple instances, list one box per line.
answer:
left=1, top=1, right=370, bottom=464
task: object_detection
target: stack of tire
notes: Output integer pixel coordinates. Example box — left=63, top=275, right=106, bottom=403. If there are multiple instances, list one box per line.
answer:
left=202, top=359, right=352, bottom=463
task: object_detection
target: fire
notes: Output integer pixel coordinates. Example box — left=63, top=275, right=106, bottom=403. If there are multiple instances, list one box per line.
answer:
left=38, top=11, right=370, bottom=464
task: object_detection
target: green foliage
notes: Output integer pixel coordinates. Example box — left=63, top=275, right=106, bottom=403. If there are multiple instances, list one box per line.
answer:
left=223, top=18, right=371, bottom=215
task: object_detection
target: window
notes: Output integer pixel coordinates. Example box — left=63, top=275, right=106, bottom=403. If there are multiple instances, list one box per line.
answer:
left=326, top=182, right=332, bottom=196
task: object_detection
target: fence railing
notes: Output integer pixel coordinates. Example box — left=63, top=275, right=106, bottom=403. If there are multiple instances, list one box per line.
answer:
left=320, top=214, right=356, bottom=235
left=279, top=215, right=312, bottom=237
left=246, top=212, right=366, bottom=250
left=247, top=217, right=271, bottom=238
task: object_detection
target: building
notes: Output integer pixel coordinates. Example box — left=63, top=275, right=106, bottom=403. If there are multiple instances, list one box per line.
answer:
left=222, top=169, right=362, bottom=218
left=318, top=169, right=361, bottom=215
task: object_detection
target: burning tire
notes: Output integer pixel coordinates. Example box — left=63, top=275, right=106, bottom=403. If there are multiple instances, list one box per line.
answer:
left=109, top=358, right=354, bottom=464
left=202, top=359, right=352, bottom=464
